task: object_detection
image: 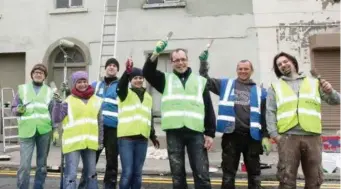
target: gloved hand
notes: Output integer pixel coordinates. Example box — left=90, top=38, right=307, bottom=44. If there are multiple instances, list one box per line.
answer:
left=17, top=104, right=26, bottom=114
left=53, top=92, right=62, bottom=102
left=153, top=40, right=168, bottom=55
left=126, top=57, right=134, bottom=74
left=199, top=50, right=209, bottom=61
left=262, top=137, right=271, bottom=156
left=152, top=138, right=160, bottom=149
left=52, top=130, right=59, bottom=146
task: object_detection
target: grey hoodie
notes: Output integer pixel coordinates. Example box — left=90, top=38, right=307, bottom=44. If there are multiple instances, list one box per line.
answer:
left=266, top=73, right=340, bottom=138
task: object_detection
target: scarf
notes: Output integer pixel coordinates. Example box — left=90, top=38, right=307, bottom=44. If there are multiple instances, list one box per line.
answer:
left=71, top=85, right=94, bottom=99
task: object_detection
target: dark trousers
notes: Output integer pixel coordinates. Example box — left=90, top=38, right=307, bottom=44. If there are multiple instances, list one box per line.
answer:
left=277, top=135, right=323, bottom=189
left=221, top=132, right=262, bottom=189
left=166, top=127, right=211, bottom=189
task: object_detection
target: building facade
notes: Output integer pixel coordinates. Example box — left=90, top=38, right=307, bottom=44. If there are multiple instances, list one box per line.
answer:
left=0, top=0, right=340, bottom=131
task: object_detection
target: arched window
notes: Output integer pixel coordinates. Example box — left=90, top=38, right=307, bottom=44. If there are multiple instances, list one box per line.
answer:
left=54, top=47, right=85, bottom=63
left=51, top=46, right=87, bottom=88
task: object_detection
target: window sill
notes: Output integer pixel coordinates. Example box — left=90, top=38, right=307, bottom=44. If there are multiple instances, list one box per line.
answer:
left=49, top=7, right=88, bottom=15
left=142, top=2, right=186, bottom=9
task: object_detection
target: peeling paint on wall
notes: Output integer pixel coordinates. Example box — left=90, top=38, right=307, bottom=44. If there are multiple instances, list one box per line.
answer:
left=277, top=20, right=340, bottom=64
left=317, top=0, right=340, bottom=10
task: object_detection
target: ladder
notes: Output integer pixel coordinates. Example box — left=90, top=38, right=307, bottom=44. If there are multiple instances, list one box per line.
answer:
left=1, top=88, right=19, bottom=153
left=98, top=0, right=120, bottom=80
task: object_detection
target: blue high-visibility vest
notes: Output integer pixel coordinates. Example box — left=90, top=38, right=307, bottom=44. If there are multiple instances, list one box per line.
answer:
left=216, top=78, right=267, bottom=141
left=92, top=80, right=119, bottom=128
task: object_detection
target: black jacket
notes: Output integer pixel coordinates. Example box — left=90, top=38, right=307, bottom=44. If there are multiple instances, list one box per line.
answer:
left=116, top=71, right=157, bottom=141
left=142, top=55, right=216, bottom=138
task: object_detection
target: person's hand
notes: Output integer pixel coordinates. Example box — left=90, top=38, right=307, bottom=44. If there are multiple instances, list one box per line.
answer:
left=262, top=137, right=271, bottom=156
left=152, top=138, right=160, bottom=149
left=204, top=135, right=214, bottom=151
left=17, top=104, right=26, bottom=114
left=125, top=57, right=134, bottom=74
left=274, top=135, right=282, bottom=143
left=199, top=50, right=209, bottom=61
left=320, top=79, right=333, bottom=94
left=52, top=130, right=59, bottom=146
left=153, top=40, right=168, bottom=55
left=53, top=92, right=62, bottom=102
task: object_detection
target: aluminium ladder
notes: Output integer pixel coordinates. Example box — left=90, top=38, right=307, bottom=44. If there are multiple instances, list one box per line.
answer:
left=98, top=0, right=120, bottom=80
left=1, top=88, right=19, bottom=155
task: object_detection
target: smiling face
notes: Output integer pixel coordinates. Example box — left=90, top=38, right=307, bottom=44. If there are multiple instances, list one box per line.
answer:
left=32, top=70, right=46, bottom=83
left=131, top=76, right=144, bottom=88
left=276, top=56, right=297, bottom=76
left=236, top=61, right=253, bottom=81
left=105, top=63, right=118, bottom=77
left=75, top=79, right=89, bottom=91
left=171, top=50, right=188, bottom=74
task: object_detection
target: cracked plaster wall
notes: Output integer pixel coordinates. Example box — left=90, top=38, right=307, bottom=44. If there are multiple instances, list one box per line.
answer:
left=253, top=0, right=340, bottom=87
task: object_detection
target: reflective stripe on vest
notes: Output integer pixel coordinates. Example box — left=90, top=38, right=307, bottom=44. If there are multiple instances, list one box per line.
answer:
left=161, top=73, right=206, bottom=132
left=216, top=79, right=264, bottom=141
left=62, top=95, right=102, bottom=154
left=21, top=84, right=52, bottom=121
left=94, top=81, right=118, bottom=127
left=117, top=89, right=152, bottom=138
left=18, top=83, right=52, bottom=138
left=272, top=77, right=321, bottom=134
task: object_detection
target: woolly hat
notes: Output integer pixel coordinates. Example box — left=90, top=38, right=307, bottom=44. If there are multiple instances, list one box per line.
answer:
left=129, top=68, right=143, bottom=81
left=71, top=71, right=88, bottom=87
left=105, top=58, right=120, bottom=71
left=31, top=64, right=48, bottom=79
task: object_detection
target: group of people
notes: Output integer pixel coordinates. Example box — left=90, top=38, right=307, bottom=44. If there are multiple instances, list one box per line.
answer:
left=12, top=38, right=340, bottom=189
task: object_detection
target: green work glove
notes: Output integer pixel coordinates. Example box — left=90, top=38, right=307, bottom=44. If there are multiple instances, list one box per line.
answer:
left=153, top=40, right=168, bottom=55
left=52, top=130, right=59, bottom=145
left=262, top=137, right=271, bottom=156
left=199, top=50, right=209, bottom=61
left=17, top=105, right=26, bottom=114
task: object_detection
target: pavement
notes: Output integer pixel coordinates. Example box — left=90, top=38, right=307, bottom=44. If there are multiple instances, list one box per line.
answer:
left=0, top=174, right=339, bottom=189
left=0, top=126, right=339, bottom=181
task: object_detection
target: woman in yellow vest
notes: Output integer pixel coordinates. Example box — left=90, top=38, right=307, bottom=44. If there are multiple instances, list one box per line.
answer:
left=52, top=71, right=103, bottom=189
left=117, top=59, right=160, bottom=189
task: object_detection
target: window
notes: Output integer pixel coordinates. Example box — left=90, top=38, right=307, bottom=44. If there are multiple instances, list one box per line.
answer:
left=56, top=0, right=83, bottom=8
left=54, top=48, right=85, bottom=63
left=143, top=0, right=186, bottom=9
left=52, top=46, right=87, bottom=89
left=146, top=0, right=180, bottom=3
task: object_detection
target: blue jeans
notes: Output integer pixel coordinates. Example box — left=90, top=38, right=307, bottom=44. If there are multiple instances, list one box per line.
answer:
left=118, top=138, right=148, bottom=189
left=17, top=131, right=51, bottom=189
left=63, top=149, right=98, bottom=189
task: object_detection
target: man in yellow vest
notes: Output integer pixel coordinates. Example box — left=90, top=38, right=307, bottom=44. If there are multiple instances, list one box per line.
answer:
left=12, top=64, right=54, bottom=189
left=143, top=41, right=216, bottom=189
left=266, top=52, right=340, bottom=188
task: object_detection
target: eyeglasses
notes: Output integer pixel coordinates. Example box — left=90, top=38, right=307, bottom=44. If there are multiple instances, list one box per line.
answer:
left=33, top=71, right=44, bottom=75
left=172, top=58, right=187, bottom=63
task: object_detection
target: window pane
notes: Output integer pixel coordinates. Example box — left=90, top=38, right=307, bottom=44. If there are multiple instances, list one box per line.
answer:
left=71, top=0, right=83, bottom=6
left=147, top=0, right=164, bottom=4
left=55, top=48, right=85, bottom=63
left=56, top=0, right=69, bottom=8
